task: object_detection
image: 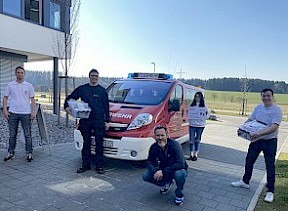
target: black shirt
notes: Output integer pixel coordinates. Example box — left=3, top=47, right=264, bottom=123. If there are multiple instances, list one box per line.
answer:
left=146, top=139, right=188, bottom=178
left=64, top=83, right=109, bottom=124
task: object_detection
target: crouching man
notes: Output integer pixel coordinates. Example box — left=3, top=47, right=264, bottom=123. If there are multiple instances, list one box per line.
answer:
left=142, top=126, right=188, bottom=205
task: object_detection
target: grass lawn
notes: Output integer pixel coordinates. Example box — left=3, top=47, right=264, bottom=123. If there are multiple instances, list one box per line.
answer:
left=255, top=153, right=288, bottom=211
left=204, top=90, right=288, bottom=119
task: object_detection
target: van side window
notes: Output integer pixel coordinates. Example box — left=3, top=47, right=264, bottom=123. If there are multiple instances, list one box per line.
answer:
left=170, top=85, right=183, bottom=105
left=186, top=88, right=196, bottom=106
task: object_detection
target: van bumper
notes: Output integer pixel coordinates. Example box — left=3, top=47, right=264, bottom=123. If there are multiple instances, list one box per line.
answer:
left=74, top=129, right=155, bottom=161
left=103, top=137, right=155, bottom=161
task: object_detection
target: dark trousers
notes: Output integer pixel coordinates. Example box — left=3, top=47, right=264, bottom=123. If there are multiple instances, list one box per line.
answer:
left=242, top=138, right=277, bottom=192
left=142, top=169, right=187, bottom=197
left=8, top=113, right=33, bottom=154
left=80, top=121, right=105, bottom=169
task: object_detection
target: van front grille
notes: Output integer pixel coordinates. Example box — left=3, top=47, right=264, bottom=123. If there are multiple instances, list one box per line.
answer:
left=104, top=147, right=118, bottom=155
left=108, top=122, right=128, bottom=132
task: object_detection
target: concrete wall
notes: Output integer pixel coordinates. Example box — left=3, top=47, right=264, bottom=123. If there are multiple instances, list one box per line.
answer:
left=0, top=13, right=65, bottom=59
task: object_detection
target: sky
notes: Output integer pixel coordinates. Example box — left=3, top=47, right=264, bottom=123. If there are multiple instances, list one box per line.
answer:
left=26, top=0, right=288, bottom=81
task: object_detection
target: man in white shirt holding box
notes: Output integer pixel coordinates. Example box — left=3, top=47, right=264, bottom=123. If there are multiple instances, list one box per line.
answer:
left=231, top=88, right=282, bottom=203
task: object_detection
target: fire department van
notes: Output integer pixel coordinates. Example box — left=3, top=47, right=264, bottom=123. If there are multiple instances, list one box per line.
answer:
left=74, top=73, right=204, bottom=160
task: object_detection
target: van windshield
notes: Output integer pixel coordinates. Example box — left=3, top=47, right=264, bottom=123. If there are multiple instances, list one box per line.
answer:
left=107, top=80, right=173, bottom=105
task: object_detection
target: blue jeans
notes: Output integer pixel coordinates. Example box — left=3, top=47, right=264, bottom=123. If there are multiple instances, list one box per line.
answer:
left=189, top=126, right=205, bottom=152
left=8, top=113, right=33, bottom=154
left=142, top=169, right=188, bottom=197
left=242, top=138, right=277, bottom=192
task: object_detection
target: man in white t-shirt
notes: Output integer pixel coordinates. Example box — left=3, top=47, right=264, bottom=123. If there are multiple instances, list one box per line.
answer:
left=231, top=88, right=282, bottom=203
left=2, top=66, right=36, bottom=162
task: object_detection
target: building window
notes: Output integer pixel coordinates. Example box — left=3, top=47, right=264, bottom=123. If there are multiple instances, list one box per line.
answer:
left=25, top=0, right=42, bottom=24
left=3, top=0, right=22, bottom=17
left=50, top=2, right=61, bottom=29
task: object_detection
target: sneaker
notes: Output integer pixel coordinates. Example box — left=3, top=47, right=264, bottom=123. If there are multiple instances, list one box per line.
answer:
left=26, top=153, right=33, bottom=162
left=76, top=166, right=91, bottom=173
left=4, top=152, right=15, bottom=161
left=264, top=192, right=274, bottom=203
left=160, top=180, right=174, bottom=195
left=96, top=167, right=105, bottom=174
left=175, top=196, right=184, bottom=205
left=231, top=180, right=250, bottom=189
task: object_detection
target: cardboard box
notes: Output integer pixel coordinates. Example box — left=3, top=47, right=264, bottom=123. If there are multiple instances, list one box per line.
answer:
left=68, top=100, right=91, bottom=119
left=237, top=120, right=268, bottom=141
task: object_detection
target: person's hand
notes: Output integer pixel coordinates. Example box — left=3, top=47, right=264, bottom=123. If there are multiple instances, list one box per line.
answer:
left=3, top=109, right=9, bottom=120
left=30, top=112, right=36, bottom=120
left=65, top=107, right=72, bottom=115
left=105, top=122, right=110, bottom=130
left=153, top=170, right=163, bottom=181
left=250, top=132, right=261, bottom=142
left=237, top=129, right=241, bottom=136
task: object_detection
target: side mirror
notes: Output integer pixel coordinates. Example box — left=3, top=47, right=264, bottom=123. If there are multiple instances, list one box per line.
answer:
left=168, top=99, right=180, bottom=112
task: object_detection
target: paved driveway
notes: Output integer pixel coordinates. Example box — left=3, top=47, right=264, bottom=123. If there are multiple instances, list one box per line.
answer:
left=1, top=115, right=287, bottom=211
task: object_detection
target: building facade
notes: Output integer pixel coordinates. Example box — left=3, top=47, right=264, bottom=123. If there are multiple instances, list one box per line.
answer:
left=0, top=0, right=71, bottom=113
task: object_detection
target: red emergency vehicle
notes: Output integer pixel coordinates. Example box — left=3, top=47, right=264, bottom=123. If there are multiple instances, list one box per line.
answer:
left=74, top=73, right=204, bottom=160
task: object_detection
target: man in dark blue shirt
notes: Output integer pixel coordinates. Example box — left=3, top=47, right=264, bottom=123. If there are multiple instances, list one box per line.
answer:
left=64, top=69, right=109, bottom=174
left=143, top=126, right=188, bottom=206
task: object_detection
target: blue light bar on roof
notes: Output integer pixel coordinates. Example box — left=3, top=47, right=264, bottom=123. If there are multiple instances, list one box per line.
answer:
left=127, top=72, right=173, bottom=80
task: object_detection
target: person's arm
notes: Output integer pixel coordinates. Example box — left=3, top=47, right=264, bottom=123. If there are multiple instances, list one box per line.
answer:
left=146, top=145, right=158, bottom=175
left=64, top=86, right=82, bottom=115
left=251, top=124, right=279, bottom=140
left=2, top=96, right=9, bottom=120
left=30, top=97, right=36, bottom=119
left=29, top=85, right=36, bottom=119
left=103, top=89, right=110, bottom=129
left=2, top=84, right=10, bottom=120
left=162, top=142, right=186, bottom=177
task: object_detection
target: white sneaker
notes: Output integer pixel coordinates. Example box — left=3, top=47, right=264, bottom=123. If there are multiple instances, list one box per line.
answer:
left=231, top=180, right=250, bottom=189
left=264, top=192, right=274, bottom=203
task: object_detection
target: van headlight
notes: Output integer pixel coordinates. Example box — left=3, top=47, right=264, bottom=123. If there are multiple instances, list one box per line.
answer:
left=127, top=113, right=153, bottom=130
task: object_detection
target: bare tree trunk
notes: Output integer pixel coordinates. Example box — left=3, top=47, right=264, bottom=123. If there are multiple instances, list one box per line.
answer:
left=241, top=98, right=245, bottom=116
left=53, top=0, right=81, bottom=127
left=240, top=66, right=250, bottom=116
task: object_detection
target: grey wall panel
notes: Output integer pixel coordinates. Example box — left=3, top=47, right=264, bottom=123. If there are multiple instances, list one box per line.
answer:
left=0, top=58, right=23, bottom=102
left=0, top=58, right=12, bottom=101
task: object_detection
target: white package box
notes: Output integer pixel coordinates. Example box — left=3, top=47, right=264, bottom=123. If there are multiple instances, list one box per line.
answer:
left=68, top=100, right=91, bottom=119
left=237, top=120, right=268, bottom=141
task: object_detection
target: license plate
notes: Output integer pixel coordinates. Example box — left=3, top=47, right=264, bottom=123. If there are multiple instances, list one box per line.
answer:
left=103, top=140, right=113, bottom=148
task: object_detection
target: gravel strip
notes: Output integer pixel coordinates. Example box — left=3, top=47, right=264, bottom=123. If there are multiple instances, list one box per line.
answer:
left=0, top=109, right=75, bottom=150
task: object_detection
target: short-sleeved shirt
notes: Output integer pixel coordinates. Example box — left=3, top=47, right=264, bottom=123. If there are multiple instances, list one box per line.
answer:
left=249, top=104, right=282, bottom=140
left=5, top=81, right=35, bottom=114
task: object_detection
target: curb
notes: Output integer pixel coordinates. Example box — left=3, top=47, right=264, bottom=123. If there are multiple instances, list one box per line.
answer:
left=247, top=135, right=288, bottom=211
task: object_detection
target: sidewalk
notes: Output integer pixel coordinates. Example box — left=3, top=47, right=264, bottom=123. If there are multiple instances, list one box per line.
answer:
left=0, top=115, right=287, bottom=211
